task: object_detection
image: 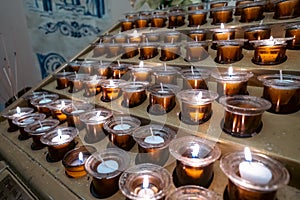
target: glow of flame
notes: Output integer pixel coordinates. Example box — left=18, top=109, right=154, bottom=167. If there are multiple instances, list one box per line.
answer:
left=16, top=106, right=21, bottom=114
left=191, top=144, right=200, bottom=158
left=142, top=175, right=150, bottom=189
left=220, top=23, right=225, bottom=29
left=270, top=36, right=274, bottom=40
left=132, top=30, right=138, bottom=37
left=139, top=61, right=144, bottom=68
left=78, top=152, right=84, bottom=163
left=96, top=111, right=101, bottom=118
left=244, top=147, right=252, bottom=162
left=197, top=91, right=203, bottom=101
left=228, top=66, right=234, bottom=76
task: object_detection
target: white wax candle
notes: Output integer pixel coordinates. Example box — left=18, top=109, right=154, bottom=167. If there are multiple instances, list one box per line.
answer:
left=36, top=126, right=51, bottom=131
left=97, top=160, right=119, bottom=174
left=71, top=109, right=85, bottom=114
left=138, top=175, right=155, bottom=198
left=51, top=134, right=70, bottom=143
left=113, top=124, right=131, bottom=131
left=39, top=98, right=52, bottom=104
left=144, top=135, right=164, bottom=144
left=71, top=152, right=84, bottom=166
left=239, top=147, right=272, bottom=185
left=22, top=118, right=35, bottom=124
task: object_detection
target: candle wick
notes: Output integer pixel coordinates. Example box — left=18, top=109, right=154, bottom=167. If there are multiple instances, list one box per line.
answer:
left=112, top=39, right=115, bottom=44
left=164, top=63, right=167, bottom=71
left=191, top=66, right=194, bottom=74
left=38, top=120, right=43, bottom=129
left=171, top=38, right=174, bottom=44
left=160, top=82, right=164, bottom=92
left=279, top=70, right=283, bottom=81
left=146, top=37, right=149, bottom=44
left=117, top=60, right=120, bottom=67
left=195, top=36, right=198, bottom=42
left=100, top=60, right=103, bottom=65
left=150, top=127, right=154, bottom=138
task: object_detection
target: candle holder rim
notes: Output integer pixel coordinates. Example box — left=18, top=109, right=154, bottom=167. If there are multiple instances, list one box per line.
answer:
left=243, top=24, right=272, bottom=32
left=62, top=145, right=97, bottom=167
left=169, top=136, right=221, bottom=167
left=66, top=73, right=90, bottom=81
left=160, top=43, right=181, bottom=48
left=219, top=95, right=272, bottom=114
left=119, top=163, right=172, bottom=200
left=237, top=0, right=267, bottom=8
left=187, top=9, right=209, bottom=14
left=210, top=5, right=235, bottom=12
left=103, top=115, right=141, bottom=135
left=1, top=107, right=34, bottom=119
left=81, top=59, right=100, bottom=65
left=122, top=42, right=139, bottom=47
left=40, top=127, right=78, bottom=146
left=85, top=148, right=130, bottom=179
left=67, top=60, right=82, bottom=66
left=119, top=81, right=149, bottom=92
left=24, top=119, right=60, bottom=135
left=220, top=151, right=290, bottom=192
left=177, top=89, right=219, bottom=104
left=211, top=70, right=253, bottom=81
left=249, top=37, right=294, bottom=46
left=46, top=99, right=73, bottom=110
left=187, top=29, right=209, bottom=34
left=212, top=39, right=247, bottom=45
left=23, top=91, right=49, bottom=100
left=101, top=79, right=126, bottom=87
left=180, top=68, right=211, bottom=79
left=30, top=94, right=59, bottom=106
left=257, top=74, right=300, bottom=88
left=129, top=65, right=153, bottom=72
left=148, top=84, right=180, bottom=95
left=54, top=71, right=75, bottom=78
left=285, top=23, right=300, bottom=30
left=210, top=27, right=236, bottom=32
left=185, top=40, right=210, bottom=46
left=61, top=102, right=94, bottom=116
left=79, top=109, right=113, bottom=124
left=83, top=76, right=106, bottom=85
left=12, top=113, right=46, bottom=127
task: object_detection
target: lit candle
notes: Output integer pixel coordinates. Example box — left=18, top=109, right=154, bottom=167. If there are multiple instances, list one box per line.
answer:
left=239, top=147, right=272, bottom=185
left=51, top=129, right=71, bottom=143
left=211, top=23, right=235, bottom=50
left=120, top=81, right=147, bottom=108
left=137, top=175, right=155, bottom=198
left=101, top=79, right=125, bottom=102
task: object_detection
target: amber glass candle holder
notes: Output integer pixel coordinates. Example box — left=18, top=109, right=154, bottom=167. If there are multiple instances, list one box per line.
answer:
left=92, top=43, right=106, bottom=57
left=185, top=41, right=209, bottom=62
left=160, top=43, right=180, bottom=61
left=62, top=145, right=96, bottom=178
left=105, top=43, right=121, bottom=58
left=122, top=43, right=139, bottom=59
left=250, top=37, right=292, bottom=65
left=187, top=29, right=207, bottom=41
left=243, top=25, right=271, bottom=50
left=151, top=14, right=167, bottom=28
left=79, top=60, right=98, bottom=75
left=120, top=82, right=148, bottom=108
left=101, top=79, right=125, bottom=102
left=93, top=62, right=113, bottom=78
left=124, top=12, right=138, bottom=19
left=166, top=185, right=220, bottom=200
left=219, top=95, right=271, bottom=137
left=181, top=68, right=210, bottom=90
left=211, top=69, right=253, bottom=97
left=235, top=0, right=254, bottom=16
left=62, top=102, right=94, bottom=130
left=130, top=64, right=152, bottom=82
left=25, top=119, right=60, bottom=150
left=133, top=124, right=176, bottom=166
left=209, top=1, right=228, bottom=18
left=139, top=42, right=159, bottom=60
left=85, top=148, right=130, bottom=198
left=153, top=67, right=179, bottom=85
left=178, top=89, right=218, bottom=125
left=54, top=71, right=75, bottom=90
left=169, top=136, right=221, bottom=188
left=211, top=6, right=234, bottom=25
left=188, top=10, right=208, bottom=27
left=163, top=31, right=182, bottom=43
left=40, top=127, right=78, bottom=162
left=83, top=75, right=105, bottom=97
left=128, top=30, right=143, bottom=43
left=2, top=107, right=34, bottom=132
left=112, top=33, right=128, bottom=44
left=187, top=3, right=204, bottom=10
left=47, top=99, right=73, bottom=123
left=67, top=73, right=90, bottom=93
left=148, top=84, right=179, bottom=115
left=13, top=113, right=46, bottom=140
left=239, top=1, right=265, bottom=23
left=214, top=40, right=244, bottom=64
left=211, top=27, right=235, bottom=50
left=79, top=109, right=113, bottom=143
left=23, top=91, right=48, bottom=108
left=120, top=18, right=135, bottom=32
left=30, top=94, right=59, bottom=116
left=135, top=16, right=150, bottom=29
left=104, top=115, right=141, bottom=151
left=111, top=63, right=130, bottom=80
left=99, top=34, right=113, bottom=44
left=285, top=23, right=300, bottom=50
left=143, top=31, right=161, bottom=43
left=220, top=151, right=290, bottom=200
left=273, top=0, right=300, bottom=19
left=119, top=163, right=172, bottom=200
left=67, top=61, right=81, bottom=73
left=258, top=74, right=300, bottom=114
left=168, top=10, right=186, bottom=28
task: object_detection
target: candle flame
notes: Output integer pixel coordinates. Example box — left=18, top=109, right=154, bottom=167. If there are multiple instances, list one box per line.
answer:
left=197, top=91, right=203, bottom=100
left=220, top=23, right=225, bottom=29
left=139, top=61, right=144, bottom=68
left=16, top=106, right=21, bottom=114
left=96, top=111, right=101, bottom=118
left=191, top=144, right=200, bottom=158
left=61, top=101, right=65, bottom=108
left=228, top=66, right=234, bottom=76
left=133, top=30, right=138, bottom=36
left=109, top=79, right=114, bottom=86
left=270, top=36, right=274, bottom=40
left=244, top=147, right=252, bottom=162
left=78, top=152, right=84, bottom=163
left=142, top=175, right=150, bottom=189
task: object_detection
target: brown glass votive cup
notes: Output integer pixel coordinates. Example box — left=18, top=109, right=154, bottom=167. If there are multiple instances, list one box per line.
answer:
left=151, top=15, right=167, bottom=27
left=285, top=23, right=300, bottom=50
left=120, top=82, right=148, bottom=108
left=1, top=107, right=34, bottom=132
left=47, top=99, right=73, bottom=123
left=169, top=136, right=221, bottom=188
left=79, top=109, right=113, bottom=143
left=168, top=11, right=186, bottom=28
left=181, top=68, right=210, bottom=90
left=188, top=10, right=208, bottom=27
left=185, top=41, right=209, bottom=62
left=209, top=1, right=228, bottom=18
left=178, top=89, right=218, bottom=125
left=100, top=79, right=125, bottom=102
left=68, top=61, right=81, bottom=73
left=105, top=43, right=121, bottom=58
left=122, top=43, right=139, bottom=59
left=67, top=73, right=90, bottom=93
left=148, top=84, right=179, bottom=115
left=220, top=151, right=290, bottom=200
left=166, top=185, right=220, bottom=200
left=85, top=149, right=130, bottom=198
left=239, top=2, right=265, bottom=22
left=79, top=60, right=98, bottom=75
left=133, top=124, right=176, bottom=166
left=120, top=18, right=135, bottom=32
left=187, top=29, right=207, bottom=41
left=93, top=62, right=113, bottom=78
left=93, top=43, right=106, bottom=57
left=163, top=31, right=182, bottom=43
left=220, top=95, right=271, bottom=137
left=258, top=74, right=300, bottom=114
left=243, top=25, right=271, bottom=50
left=235, top=0, right=254, bottom=15
left=153, top=67, right=179, bottom=85
left=119, top=163, right=172, bottom=200
left=273, top=0, right=300, bottom=19
left=62, top=145, right=96, bottom=178
left=211, top=6, right=234, bottom=25
left=62, top=102, right=94, bottom=130
left=211, top=28, right=235, bottom=50
left=41, top=127, right=78, bottom=162
left=143, top=31, right=161, bottom=43
left=128, top=30, right=143, bottom=43
left=214, top=40, right=244, bottom=64
left=23, top=91, right=48, bottom=109
left=135, top=16, right=149, bottom=28
left=13, top=113, right=46, bottom=140
left=112, top=33, right=128, bottom=44
left=30, top=94, right=59, bottom=116
left=54, top=71, right=74, bottom=90
left=111, top=63, right=130, bottom=80
left=83, top=76, right=105, bottom=97
left=160, top=43, right=180, bottom=61
left=104, top=115, right=141, bottom=151
left=130, top=65, right=152, bottom=82
left=25, top=119, right=60, bottom=150
left=139, top=43, right=158, bottom=60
